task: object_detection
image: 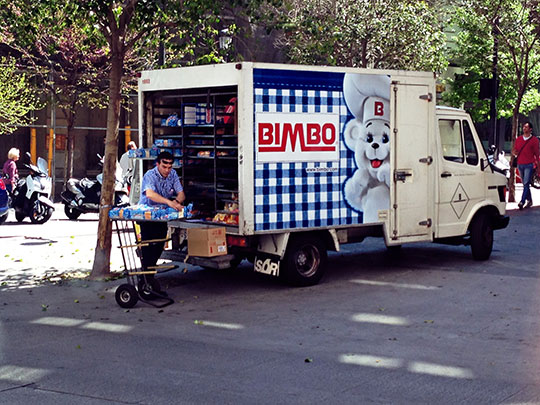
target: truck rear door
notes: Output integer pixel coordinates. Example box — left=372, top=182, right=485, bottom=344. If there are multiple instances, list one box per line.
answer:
left=390, top=82, right=434, bottom=242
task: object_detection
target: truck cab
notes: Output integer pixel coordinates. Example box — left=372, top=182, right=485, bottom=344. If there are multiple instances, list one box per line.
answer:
left=433, top=106, right=508, bottom=259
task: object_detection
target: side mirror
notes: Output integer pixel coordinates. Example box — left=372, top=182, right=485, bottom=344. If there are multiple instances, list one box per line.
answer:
left=481, top=158, right=489, bottom=171
left=25, top=151, right=34, bottom=165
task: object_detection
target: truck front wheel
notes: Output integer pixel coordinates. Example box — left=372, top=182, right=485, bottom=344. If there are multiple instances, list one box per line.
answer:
left=282, top=235, right=327, bottom=287
left=470, top=213, right=493, bottom=261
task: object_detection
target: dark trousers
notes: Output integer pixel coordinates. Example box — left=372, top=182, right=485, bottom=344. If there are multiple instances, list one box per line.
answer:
left=138, top=221, right=168, bottom=270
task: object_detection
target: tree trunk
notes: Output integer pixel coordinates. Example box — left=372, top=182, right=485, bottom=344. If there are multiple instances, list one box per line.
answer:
left=89, top=52, right=123, bottom=280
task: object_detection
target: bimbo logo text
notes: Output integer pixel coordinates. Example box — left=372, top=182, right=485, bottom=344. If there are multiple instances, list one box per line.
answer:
left=255, top=112, right=340, bottom=163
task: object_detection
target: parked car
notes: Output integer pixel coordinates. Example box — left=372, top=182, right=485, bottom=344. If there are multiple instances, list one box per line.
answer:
left=0, top=177, right=9, bottom=224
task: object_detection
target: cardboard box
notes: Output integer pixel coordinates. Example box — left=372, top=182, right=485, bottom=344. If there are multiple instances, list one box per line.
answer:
left=187, top=227, right=227, bottom=257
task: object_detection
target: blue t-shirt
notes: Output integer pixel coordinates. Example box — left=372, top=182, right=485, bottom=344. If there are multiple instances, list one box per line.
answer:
left=139, top=166, right=183, bottom=206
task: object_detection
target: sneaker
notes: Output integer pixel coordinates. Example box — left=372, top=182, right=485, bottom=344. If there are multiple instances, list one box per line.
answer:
left=524, top=200, right=533, bottom=208
left=518, top=202, right=524, bottom=210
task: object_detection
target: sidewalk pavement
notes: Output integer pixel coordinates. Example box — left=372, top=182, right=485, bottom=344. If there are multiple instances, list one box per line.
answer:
left=0, top=204, right=126, bottom=289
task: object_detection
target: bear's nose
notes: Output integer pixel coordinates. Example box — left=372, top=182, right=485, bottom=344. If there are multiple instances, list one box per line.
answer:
left=371, top=143, right=379, bottom=149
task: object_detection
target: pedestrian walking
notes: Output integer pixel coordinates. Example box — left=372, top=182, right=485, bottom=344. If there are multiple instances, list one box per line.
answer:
left=512, top=121, right=540, bottom=209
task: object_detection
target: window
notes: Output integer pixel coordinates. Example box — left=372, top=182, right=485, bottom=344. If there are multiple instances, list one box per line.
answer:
left=439, top=119, right=464, bottom=163
left=463, top=120, right=478, bottom=165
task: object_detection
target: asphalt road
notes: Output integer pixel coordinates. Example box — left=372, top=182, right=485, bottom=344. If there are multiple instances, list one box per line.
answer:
left=0, top=202, right=539, bottom=404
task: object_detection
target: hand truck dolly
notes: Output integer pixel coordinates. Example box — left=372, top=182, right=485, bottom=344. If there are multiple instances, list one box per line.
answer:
left=113, top=219, right=175, bottom=308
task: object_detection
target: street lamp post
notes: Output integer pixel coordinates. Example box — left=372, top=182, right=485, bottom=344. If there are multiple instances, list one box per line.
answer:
left=491, top=18, right=499, bottom=156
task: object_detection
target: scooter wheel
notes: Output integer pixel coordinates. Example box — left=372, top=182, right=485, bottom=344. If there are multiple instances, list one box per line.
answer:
left=115, top=284, right=139, bottom=308
left=64, top=204, right=82, bottom=220
left=30, top=204, right=53, bottom=224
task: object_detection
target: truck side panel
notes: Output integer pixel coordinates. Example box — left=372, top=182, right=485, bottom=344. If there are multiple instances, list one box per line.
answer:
left=251, top=68, right=393, bottom=232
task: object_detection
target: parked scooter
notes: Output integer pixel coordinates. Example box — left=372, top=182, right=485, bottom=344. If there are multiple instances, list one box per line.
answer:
left=487, top=145, right=510, bottom=179
left=11, top=154, right=55, bottom=224
left=61, top=155, right=129, bottom=220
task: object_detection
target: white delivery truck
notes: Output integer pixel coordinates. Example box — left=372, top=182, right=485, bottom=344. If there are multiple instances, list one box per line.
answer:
left=135, top=62, right=509, bottom=286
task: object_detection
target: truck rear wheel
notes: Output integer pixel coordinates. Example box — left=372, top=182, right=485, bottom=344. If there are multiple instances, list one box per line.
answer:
left=282, top=235, right=327, bottom=287
left=470, top=213, right=493, bottom=261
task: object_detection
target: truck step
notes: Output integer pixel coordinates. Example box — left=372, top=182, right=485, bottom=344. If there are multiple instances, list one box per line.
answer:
left=160, top=250, right=236, bottom=270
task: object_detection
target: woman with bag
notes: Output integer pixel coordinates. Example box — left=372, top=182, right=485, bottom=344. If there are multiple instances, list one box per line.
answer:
left=512, top=121, right=540, bottom=209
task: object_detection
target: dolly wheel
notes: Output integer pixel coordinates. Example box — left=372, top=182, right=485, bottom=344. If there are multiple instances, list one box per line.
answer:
left=115, top=284, right=139, bottom=308
left=138, top=278, right=162, bottom=300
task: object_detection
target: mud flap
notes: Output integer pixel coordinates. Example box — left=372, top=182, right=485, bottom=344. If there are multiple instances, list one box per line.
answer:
left=254, top=252, right=281, bottom=277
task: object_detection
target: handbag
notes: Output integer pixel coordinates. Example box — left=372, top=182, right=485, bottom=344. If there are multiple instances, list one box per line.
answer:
left=513, top=137, right=533, bottom=168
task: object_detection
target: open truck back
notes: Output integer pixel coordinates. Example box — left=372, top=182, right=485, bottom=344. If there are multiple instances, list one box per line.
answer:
left=133, top=62, right=509, bottom=286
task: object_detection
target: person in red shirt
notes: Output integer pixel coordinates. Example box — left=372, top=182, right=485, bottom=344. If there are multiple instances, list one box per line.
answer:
left=512, top=121, right=540, bottom=209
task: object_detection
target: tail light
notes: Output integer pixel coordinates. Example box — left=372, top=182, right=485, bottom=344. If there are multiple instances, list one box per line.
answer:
left=227, top=235, right=249, bottom=247
left=0, top=178, right=5, bottom=191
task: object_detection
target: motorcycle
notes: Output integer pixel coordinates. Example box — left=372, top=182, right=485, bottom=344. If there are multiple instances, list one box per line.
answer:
left=61, top=155, right=129, bottom=220
left=11, top=154, right=55, bottom=224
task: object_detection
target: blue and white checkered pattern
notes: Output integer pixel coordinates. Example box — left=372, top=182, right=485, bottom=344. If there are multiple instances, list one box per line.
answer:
left=253, top=79, right=361, bottom=231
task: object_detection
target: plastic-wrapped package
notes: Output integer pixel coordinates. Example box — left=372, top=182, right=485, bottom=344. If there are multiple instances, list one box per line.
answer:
left=162, top=113, right=180, bottom=127
left=109, top=204, right=181, bottom=221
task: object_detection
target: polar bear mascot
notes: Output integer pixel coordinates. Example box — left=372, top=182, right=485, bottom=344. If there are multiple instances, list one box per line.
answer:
left=343, top=73, right=391, bottom=223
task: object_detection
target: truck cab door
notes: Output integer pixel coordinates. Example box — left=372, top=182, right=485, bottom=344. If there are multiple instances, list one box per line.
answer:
left=390, top=82, right=434, bottom=243
left=436, top=116, right=485, bottom=237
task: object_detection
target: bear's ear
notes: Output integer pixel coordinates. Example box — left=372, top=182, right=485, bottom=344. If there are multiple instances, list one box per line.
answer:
left=344, top=119, right=364, bottom=151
